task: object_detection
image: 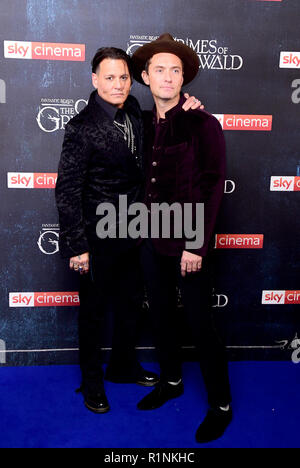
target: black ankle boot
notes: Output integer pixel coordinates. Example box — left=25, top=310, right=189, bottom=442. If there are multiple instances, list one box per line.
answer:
left=76, top=385, right=110, bottom=414
left=196, top=406, right=232, bottom=443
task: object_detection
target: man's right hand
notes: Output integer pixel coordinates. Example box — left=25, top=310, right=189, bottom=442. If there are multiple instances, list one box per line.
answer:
left=70, top=252, right=90, bottom=275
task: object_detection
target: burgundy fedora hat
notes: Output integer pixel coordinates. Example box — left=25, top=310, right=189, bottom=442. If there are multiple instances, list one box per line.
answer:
left=132, top=33, right=200, bottom=86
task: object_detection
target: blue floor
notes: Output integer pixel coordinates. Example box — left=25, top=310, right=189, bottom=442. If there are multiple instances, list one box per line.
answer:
left=0, top=361, right=299, bottom=448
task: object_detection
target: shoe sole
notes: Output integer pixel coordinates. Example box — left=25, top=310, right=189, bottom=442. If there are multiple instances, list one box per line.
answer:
left=136, top=379, right=160, bottom=387
left=84, top=402, right=110, bottom=414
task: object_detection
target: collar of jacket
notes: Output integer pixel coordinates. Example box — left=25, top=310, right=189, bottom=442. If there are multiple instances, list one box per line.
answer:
left=152, top=92, right=186, bottom=124
left=86, top=90, right=144, bottom=171
left=95, top=92, right=119, bottom=120
left=88, top=89, right=141, bottom=121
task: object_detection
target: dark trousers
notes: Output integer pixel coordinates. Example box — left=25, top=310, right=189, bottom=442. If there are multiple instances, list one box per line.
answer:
left=78, top=245, right=143, bottom=391
left=140, top=239, right=231, bottom=408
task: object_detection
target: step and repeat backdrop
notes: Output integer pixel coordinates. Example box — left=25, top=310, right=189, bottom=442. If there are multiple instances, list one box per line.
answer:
left=0, top=0, right=299, bottom=366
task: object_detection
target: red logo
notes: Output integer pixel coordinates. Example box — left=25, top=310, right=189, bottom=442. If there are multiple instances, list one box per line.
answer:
left=214, top=114, right=272, bottom=131
left=270, top=177, right=300, bottom=191
left=34, top=173, right=57, bottom=188
left=262, top=291, right=300, bottom=305
left=4, top=41, right=85, bottom=61
left=7, top=173, right=57, bottom=189
left=216, top=234, right=264, bottom=249
left=280, top=52, right=300, bottom=69
left=9, top=292, right=80, bottom=307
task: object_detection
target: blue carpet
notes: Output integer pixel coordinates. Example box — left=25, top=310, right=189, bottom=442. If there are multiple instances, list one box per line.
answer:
left=0, top=361, right=299, bottom=448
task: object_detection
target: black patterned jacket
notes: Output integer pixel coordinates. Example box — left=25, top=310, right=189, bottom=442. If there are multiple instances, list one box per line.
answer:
left=55, top=90, right=144, bottom=258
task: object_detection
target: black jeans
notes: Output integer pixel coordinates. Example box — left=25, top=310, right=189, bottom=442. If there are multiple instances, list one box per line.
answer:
left=78, top=245, right=144, bottom=392
left=140, top=239, right=231, bottom=408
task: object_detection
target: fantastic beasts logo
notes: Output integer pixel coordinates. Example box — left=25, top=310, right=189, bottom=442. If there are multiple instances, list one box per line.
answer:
left=127, top=35, right=243, bottom=70
left=36, top=98, right=87, bottom=133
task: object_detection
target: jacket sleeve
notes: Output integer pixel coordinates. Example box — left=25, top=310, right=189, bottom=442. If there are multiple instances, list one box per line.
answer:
left=55, top=122, right=90, bottom=258
left=188, top=115, right=226, bottom=257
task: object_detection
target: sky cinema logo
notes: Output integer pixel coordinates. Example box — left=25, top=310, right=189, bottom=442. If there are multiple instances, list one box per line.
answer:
left=7, top=172, right=57, bottom=189
left=270, top=176, right=300, bottom=191
left=9, top=292, right=79, bottom=308
left=262, top=291, right=300, bottom=305
left=213, top=114, right=272, bottom=131
left=4, top=41, right=85, bottom=61
left=279, top=52, right=300, bottom=69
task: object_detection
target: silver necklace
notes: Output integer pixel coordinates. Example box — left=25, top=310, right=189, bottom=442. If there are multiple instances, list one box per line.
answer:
left=114, top=113, right=136, bottom=155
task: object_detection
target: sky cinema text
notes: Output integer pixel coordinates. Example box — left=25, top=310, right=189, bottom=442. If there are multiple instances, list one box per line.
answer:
left=4, top=41, right=85, bottom=61
left=9, top=292, right=79, bottom=308
left=7, top=172, right=57, bottom=189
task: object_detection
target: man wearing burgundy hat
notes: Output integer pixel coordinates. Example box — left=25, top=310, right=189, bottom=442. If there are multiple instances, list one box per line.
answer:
left=132, top=33, right=232, bottom=443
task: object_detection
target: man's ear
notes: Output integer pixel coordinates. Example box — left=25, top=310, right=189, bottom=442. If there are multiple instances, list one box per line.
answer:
left=141, top=70, right=150, bottom=86
left=92, top=73, right=98, bottom=89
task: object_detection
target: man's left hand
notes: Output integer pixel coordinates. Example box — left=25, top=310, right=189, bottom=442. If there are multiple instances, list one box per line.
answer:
left=180, top=250, right=202, bottom=277
left=182, top=93, right=205, bottom=111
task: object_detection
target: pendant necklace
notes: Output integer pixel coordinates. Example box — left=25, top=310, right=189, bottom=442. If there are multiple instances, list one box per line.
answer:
left=114, top=113, right=136, bottom=155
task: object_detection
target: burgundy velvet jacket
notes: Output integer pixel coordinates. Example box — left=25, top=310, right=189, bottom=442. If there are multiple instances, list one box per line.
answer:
left=142, top=95, right=226, bottom=258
